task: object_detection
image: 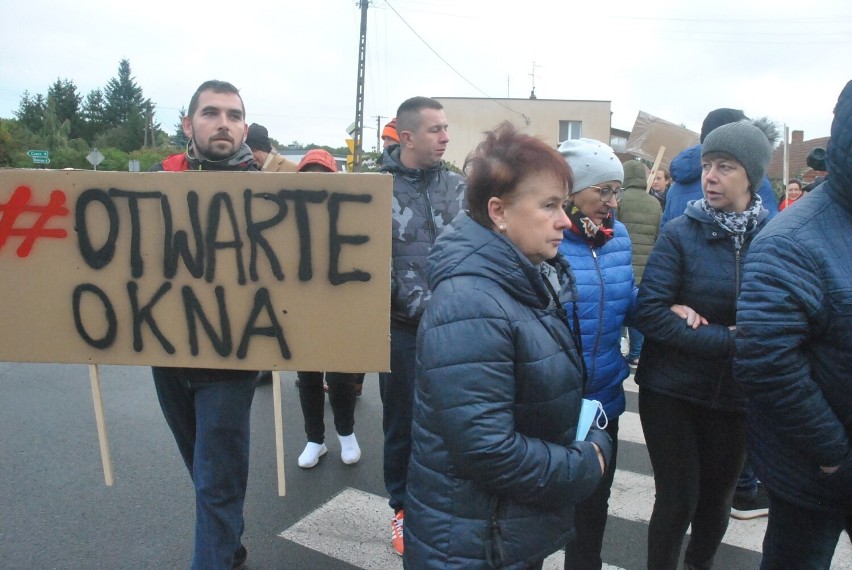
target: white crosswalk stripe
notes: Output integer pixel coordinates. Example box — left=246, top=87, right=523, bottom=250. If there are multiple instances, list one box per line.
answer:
left=279, top=373, right=852, bottom=568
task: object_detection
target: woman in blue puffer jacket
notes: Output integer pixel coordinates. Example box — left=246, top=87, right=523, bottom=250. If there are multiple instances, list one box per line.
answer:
left=404, top=123, right=610, bottom=570
left=556, top=138, right=636, bottom=570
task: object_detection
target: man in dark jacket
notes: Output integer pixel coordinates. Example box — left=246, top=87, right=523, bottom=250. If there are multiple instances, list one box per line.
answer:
left=378, top=96, right=466, bottom=556
left=150, top=80, right=258, bottom=570
left=661, top=108, right=779, bottom=228
left=734, top=80, right=852, bottom=568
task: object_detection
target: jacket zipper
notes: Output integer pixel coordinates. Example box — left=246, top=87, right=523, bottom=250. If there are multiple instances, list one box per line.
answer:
left=589, top=246, right=604, bottom=385
left=713, top=243, right=742, bottom=407
left=421, top=176, right=437, bottom=244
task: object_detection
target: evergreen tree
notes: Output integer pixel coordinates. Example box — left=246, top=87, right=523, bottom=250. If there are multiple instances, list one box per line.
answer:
left=104, top=59, right=144, bottom=127
left=15, top=91, right=46, bottom=133
left=80, top=88, right=108, bottom=144
left=170, top=106, right=190, bottom=148
left=47, top=78, right=82, bottom=139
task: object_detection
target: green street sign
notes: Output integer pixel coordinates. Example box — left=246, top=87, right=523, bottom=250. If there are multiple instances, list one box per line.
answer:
left=27, top=150, right=49, bottom=159
left=32, top=157, right=50, bottom=164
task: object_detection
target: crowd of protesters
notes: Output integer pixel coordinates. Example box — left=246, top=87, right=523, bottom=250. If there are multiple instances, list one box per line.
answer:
left=149, top=78, right=850, bottom=570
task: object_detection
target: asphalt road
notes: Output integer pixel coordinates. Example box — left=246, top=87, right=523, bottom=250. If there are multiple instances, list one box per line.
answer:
left=1, top=362, right=849, bottom=569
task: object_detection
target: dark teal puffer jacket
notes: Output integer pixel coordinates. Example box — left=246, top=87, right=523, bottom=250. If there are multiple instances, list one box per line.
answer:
left=635, top=202, right=768, bottom=411
left=404, top=212, right=610, bottom=569
left=735, top=80, right=852, bottom=513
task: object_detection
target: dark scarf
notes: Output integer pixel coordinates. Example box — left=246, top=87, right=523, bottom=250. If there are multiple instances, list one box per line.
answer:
left=566, top=205, right=615, bottom=248
left=698, top=194, right=764, bottom=251
left=185, top=141, right=257, bottom=170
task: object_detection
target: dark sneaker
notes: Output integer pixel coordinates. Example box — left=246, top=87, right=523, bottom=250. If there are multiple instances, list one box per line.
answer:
left=731, top=483, right=769, bottom=520
left=232, top=544, right=247, bottom=569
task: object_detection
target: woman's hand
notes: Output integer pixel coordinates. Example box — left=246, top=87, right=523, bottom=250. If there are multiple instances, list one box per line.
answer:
left=670, top=304, right=708, bottom=329
left=592, top=443, right=606, bottom=475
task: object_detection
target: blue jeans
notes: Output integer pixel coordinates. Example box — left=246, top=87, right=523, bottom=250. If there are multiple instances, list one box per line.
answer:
left=761, top=491, right=852, bottom=569
left=152, top=368, right=256, bottom=570
left=627, top=326, right=644, bottom=361
left=736, top=456, right=759, bottom=497
left=379, top=325, right=417, bottom=512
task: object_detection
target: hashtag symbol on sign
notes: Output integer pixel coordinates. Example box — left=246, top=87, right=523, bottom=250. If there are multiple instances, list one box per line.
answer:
left=0, top=186, right=70, bottom=258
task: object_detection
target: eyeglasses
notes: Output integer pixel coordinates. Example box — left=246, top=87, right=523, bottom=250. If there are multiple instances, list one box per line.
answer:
left=589, top=185, right=624, bottom=203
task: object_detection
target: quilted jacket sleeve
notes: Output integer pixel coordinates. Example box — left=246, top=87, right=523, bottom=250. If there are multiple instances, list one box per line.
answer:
left=635, top=223, right=736, bottom=357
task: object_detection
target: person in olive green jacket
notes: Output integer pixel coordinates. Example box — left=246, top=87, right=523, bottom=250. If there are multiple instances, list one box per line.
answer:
left=617, top=159, right=662, bottom=365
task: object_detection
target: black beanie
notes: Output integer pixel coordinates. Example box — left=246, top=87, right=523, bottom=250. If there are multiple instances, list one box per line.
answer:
left=700, top=108, right=748, bottom=143
left=246, top=123, right=272, bottom=152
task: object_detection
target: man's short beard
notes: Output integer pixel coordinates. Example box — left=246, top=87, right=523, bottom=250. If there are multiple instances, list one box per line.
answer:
left=193, top=137, right=237, bottom=162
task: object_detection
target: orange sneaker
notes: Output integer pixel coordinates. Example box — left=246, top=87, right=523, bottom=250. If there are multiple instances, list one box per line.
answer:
left=391, top=510, right=405, bottom=556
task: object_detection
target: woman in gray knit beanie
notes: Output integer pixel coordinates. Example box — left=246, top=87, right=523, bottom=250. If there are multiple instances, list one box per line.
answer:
left=632, top=118, right=774, bottom=569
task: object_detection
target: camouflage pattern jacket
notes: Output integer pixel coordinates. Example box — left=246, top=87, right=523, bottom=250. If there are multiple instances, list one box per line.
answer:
left=380, top=146, right=466, bottom=330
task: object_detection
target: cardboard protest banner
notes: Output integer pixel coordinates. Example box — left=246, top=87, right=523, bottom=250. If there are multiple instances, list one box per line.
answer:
left=625, top=111, right=700, bottom=170
left=0, top=170, right=391, bottom=373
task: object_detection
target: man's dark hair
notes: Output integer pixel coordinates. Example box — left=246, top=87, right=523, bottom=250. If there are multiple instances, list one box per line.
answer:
left=396, top=96, right=443, bottom=134
left=187, top=80, right=245, bottom=118
left=700, top=108, right=748, bottom=143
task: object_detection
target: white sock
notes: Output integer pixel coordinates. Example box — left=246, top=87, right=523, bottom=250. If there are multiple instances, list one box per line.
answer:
left=298, top=442, right=327, bottom=468
left=338, top=433, right=361, bottom=465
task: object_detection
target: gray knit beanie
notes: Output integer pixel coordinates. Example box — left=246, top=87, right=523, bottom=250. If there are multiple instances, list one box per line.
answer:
left=701, top=121, right=773, bottom=191
left=558, top=138, right=624, bottom=194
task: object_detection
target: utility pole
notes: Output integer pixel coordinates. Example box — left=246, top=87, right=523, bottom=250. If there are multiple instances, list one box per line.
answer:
left=352, top=0, right=369, bottom=170
left=374, top=114, right=386, bottom=153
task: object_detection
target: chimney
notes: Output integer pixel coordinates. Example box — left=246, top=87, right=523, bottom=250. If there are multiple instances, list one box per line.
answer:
left=791, top=130, right=804, bottom=144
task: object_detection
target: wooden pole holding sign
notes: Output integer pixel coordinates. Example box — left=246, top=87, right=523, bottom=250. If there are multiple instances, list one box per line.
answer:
left=272, top=371, right=286, bottom=496
left=88, top=364, right=114, bottom=486
left=646, top=146, right=666, bottom=193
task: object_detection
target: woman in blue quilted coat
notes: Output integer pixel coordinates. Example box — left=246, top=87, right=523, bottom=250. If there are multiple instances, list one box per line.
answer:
left=404, top=123, right=610, bottom=570
left=634, top=120, right=774, bottom=570
left=556, top=138, right=636, bottom=570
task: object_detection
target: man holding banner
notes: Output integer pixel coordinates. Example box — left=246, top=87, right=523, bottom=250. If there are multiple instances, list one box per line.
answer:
left=150, top=80, right=259, bottom=570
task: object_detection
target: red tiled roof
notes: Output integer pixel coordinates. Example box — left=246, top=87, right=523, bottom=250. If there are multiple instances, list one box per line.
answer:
left=767, top=136, right=830, bottom=182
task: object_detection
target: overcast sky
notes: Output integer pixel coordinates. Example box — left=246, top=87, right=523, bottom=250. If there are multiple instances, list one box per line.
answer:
left=1, top=0, right=849, bottom=151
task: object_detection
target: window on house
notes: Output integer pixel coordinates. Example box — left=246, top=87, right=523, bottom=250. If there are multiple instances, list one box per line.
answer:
left=559, top=120, right=582, bottom=143
left=610, top=134, right=628, bottom=152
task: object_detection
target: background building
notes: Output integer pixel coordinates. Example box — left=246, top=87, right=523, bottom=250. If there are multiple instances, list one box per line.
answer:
left=435, top=97, right=612, bottom=168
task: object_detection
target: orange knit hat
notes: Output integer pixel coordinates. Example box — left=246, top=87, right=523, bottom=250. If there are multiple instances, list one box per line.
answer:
left=381, top=118, right=399, bottom=143
left=297, top=149, right=338, bottom=172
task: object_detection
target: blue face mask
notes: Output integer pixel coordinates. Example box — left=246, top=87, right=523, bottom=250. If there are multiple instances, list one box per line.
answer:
left=575, top=399, right=608, bottom=441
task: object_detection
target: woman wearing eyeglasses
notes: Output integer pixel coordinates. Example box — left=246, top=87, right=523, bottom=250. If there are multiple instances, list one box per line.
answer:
left=556, top=138, right=637, bottom=570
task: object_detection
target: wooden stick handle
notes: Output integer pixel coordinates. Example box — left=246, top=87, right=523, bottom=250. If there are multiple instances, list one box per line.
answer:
left=88, top=364, right=114, bottom=486
left=646, top=146, right=667, bottom=193
left=272, top=371, right=286, bottom=496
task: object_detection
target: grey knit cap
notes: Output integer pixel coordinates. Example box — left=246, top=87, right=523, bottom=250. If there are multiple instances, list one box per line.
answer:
left=558, top=138, right=624, bottom=194
left=701, top=121, right=773, bottom=191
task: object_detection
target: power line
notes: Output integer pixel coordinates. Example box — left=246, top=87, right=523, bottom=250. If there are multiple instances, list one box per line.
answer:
left=383, top=0, right=530, bottom=125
